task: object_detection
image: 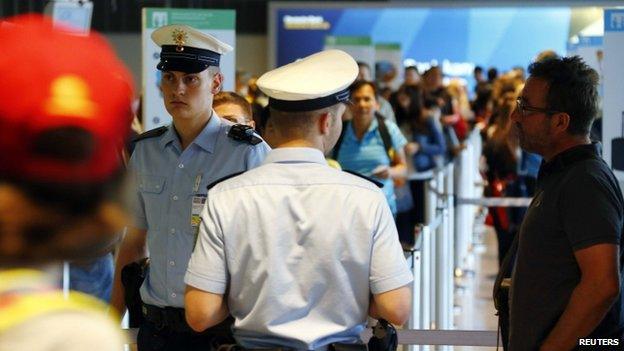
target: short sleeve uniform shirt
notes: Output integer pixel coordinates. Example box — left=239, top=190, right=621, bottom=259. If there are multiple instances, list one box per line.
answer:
left=129, top=114, right=270, bottom=308
left=185, top=147, right=413, bottom=350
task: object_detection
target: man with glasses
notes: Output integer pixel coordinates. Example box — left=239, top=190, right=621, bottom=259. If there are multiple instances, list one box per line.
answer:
left=507, top=56, right=624, bottom=350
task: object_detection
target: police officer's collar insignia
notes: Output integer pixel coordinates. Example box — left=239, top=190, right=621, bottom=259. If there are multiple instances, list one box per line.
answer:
left=172, top=29, right=188, bottom=52
left=343, top=170, right=384, bottom=188
left=227, top=124, right=263, bottom=145
left=206, top=171, right=244, bottom=190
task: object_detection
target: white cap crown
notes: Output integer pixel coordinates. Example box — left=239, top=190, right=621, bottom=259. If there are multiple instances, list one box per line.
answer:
left=257, top=50, right=358, bottom=111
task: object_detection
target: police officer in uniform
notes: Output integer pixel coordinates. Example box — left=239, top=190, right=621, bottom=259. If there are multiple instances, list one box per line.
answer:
left=0, top=14, right=133, bottom=351
left=110, top=24, right=270, bottom=351
left=183, top=50, right=413, bottom=350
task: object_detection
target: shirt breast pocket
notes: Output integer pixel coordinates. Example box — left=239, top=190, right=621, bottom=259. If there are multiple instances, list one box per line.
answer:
left=138, top=175, right=166, bottom=231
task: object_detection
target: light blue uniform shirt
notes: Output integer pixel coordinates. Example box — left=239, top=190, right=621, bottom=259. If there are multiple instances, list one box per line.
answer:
left=129, top=114, right=270, bottom=308
left=336, top=118, right=407, bottom=214
left=185, top=147, right=413, bottom=350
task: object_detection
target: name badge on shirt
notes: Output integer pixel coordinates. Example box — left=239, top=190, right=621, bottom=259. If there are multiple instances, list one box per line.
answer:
left=191, top=195, right=207, bottom=228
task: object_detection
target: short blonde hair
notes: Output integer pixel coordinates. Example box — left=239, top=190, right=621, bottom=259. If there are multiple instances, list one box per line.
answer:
left=213, top=91, right=252, bottom=121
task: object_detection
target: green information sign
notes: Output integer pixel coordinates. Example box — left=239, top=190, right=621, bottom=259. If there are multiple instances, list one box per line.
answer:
left=324, top=36, right=372, bottom=46
left=142, top=7, right=237, bottom=130
left=144, top=8, right=235, bottom=29
left=375, top=43, right=401, bottom=51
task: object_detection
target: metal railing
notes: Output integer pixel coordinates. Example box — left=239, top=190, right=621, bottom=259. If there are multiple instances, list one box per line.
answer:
left=400, top=129, right=532, bottom=349
left=64, top=129, right=528, bottom=349
left=403, top=160, right=455, bottom=351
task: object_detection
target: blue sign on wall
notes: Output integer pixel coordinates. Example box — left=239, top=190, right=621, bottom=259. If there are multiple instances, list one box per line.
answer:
left=276, top=7, right=571, bottom=76
left=605, top=9, right=624, bottom=32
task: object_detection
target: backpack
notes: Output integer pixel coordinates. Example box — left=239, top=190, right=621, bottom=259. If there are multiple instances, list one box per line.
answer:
left=332, top=112, right=395, bottom=162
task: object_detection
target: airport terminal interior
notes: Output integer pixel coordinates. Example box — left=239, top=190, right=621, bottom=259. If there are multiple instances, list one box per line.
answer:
left=2, top=0, right=624, bottom=350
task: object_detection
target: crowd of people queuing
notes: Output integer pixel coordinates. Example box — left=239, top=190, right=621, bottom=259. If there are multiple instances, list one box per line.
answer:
left=3, top=13, right=622, bottom=351
left=232, top=56, right=546, bottom=253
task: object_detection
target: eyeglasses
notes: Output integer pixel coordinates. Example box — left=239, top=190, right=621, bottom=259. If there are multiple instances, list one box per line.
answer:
left=515, top=98, right=559, bottom=117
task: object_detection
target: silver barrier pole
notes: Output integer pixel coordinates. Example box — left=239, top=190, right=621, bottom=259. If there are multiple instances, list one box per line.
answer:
left=434, top=164, right=454, bottom=351
left=470, top=131, right=483, bottom=249
left=434, top=167, right=446, bottom=347
left=419, top=224, right=431, bottom=351
left=425, top=176, right=437, bottom=331
left=454, top=145, right=471, bottom=273
left=444, top=163, right=455, bottom=336
left=406, top=233, right=423, bottom=351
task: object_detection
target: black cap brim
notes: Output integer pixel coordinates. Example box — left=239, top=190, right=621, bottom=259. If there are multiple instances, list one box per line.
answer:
left=157, top=59, right=208, bottom=74
left=268, top=88, right=351, bottom=112
left=156, top=45, right=221, bottom=73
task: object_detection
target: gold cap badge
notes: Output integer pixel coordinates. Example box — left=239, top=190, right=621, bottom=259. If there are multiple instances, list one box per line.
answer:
left=172, top=28, right=188, bottom=52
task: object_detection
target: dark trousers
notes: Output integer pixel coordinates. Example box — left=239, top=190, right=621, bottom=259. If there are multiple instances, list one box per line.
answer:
left=137, top=310, right=234, bottom=351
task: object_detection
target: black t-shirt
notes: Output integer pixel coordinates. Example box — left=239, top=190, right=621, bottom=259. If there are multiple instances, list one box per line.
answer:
left=509, top=143, right=624, bottom=350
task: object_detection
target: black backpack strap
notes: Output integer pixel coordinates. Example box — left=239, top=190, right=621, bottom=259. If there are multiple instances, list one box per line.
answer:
left=375, top=112, right=394, bottom=163
left=332, top=119, right=349, bottom=160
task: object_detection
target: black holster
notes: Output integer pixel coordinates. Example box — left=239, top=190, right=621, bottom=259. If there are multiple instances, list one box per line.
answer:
left=368, top=319, right=398, bottom=351
left=329, top=343, right=368, bottom=351
left=121, top=257, right=149, bottom=328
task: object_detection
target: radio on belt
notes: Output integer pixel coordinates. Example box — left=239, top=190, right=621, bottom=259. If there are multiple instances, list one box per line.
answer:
left=228, top=124, right=262, bottom=145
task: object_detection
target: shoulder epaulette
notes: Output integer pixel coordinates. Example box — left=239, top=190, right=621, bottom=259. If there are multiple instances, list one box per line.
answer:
left=227, top=124, right=262, bottom=145
left=343, top=170, right=384, bottom=188
left=206, top=171, right=245, bottom=191
left=132, top=126, right=168, bottom=143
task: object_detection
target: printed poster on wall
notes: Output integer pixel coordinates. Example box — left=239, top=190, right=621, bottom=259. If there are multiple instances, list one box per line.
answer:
left=142, top=8, right=236, bottom=131
left=602, top=9, right=624, bottom=182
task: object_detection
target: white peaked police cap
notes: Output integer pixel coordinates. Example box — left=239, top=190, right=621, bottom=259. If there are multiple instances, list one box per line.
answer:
left=257, top=49, right=358, bottom=112
left=151, top=24, right=233, bottom=73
